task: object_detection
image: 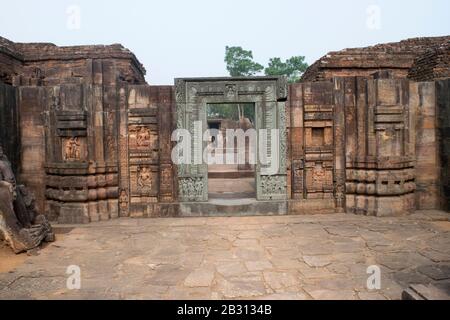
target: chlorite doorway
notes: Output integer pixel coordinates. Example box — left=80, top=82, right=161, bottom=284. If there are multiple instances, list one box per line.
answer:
left=175, top=77, right=288, bottom=208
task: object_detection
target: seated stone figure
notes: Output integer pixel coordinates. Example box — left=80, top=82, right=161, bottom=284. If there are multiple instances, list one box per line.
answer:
left=0, top=144, right=54, bottom=253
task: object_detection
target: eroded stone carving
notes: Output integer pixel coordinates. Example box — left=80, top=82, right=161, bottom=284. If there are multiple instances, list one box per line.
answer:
left=0, top=145, right=54, bottom=253
left=137, top=166, right=153, bottom=190
left=179, top=177, right=204, bottom=201
left=136, top=126, right=151, bottom=147
left=119, top=189, right=129, bottom=214
left=175, top=79, right=185, bottom=103
left=312, top=163, right=326, bottom=185
left=277, top=76, right=288, bottom=100
left=260, top=175, right=286, bottom=195
left=64, top=137, right=81, bottom=161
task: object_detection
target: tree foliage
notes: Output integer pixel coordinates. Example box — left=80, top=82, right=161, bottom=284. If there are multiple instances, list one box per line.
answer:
left=264, top=56, right=308, bottom=83
left=224, top=46, right=264, bottom=77
left=224, top=46, right=309, bottom=83
left=207, top=103, right=255, bottom=123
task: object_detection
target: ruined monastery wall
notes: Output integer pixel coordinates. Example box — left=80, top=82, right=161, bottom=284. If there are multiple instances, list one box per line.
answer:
left=0, top=36, right=449, bottom=221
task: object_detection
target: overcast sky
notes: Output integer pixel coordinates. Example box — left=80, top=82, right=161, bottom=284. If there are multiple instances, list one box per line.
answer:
left=1, top=0, right=449, bottom=84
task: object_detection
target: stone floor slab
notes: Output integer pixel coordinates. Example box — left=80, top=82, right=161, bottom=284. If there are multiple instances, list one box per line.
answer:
left=0, top=212, right=449, bottom=300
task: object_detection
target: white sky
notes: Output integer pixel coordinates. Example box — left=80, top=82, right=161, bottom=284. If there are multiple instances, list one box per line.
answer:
left=1, top=0, right=449, bottom=84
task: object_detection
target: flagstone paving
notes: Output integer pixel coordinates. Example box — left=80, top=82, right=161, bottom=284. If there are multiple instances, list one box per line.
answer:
left=0, top=210, right=449, bottom=300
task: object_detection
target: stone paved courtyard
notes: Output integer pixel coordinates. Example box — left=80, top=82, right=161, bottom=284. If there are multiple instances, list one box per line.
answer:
left=0, top=211, right=449, bottom=300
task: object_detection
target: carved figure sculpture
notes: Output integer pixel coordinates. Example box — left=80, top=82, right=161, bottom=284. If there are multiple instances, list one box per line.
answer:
left=119, top=189, right=129, bottom=213
left=64, top=137, right=81, bottom=161
left=312, top=163, right=326, bottom=185
left=0, top=145, right=55, bottom=253
left=136, top=127, right=151, bottom=147
left=137, top=166, right=152, bottom=189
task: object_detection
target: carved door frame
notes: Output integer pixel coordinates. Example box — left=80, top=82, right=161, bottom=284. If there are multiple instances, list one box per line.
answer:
left=175, top=77, right=288, bottom=202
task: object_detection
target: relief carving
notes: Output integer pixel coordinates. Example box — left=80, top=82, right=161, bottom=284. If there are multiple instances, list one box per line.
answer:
left=179, top=177, right=204, bottom=201
left=279, top=103, right=287, bottom=173
left=334, top=175, right=346, bottom=210
left=260, top=175, right=286, bottom=195
left=225, top=84, right=236, bottom=98
left=119, top=189, right=129, bottom=213
left=137, top=166, right=153, bottom=191
left=129, top=126, right=155, bottom=149
left=161, top=167, right=172, bottom=189
left=278, top=77, right=288, bottom=100
left=136, top=126, right=151, bottom=147
left=175, top=79, right=185, bottom=103
left=64, top=137, right=81, bottom=161
left=312, top=163, right=326, bottom=185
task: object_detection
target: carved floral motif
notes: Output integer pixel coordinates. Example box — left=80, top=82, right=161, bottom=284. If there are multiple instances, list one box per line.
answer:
left=260, top=175, right=286, bottom=195
left=179, top=177, right=204, bottom=201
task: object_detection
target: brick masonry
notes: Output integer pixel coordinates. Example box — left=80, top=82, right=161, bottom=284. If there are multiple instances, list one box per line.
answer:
left=301, top=36, right=450, bottom=82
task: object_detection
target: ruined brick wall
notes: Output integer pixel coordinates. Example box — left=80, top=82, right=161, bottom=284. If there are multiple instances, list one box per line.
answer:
left=15, top=43, right=147, bottom=86
left=0, top=38, right=23, bottom=85
left=408, top=42, right=450, bottom=81
left=8, top=75, right=447, bottom=220
left=2, top=34, right=449, bottom=219
left=301, top=36, right=450, bottom=82
left=437, top=79, right=450, bottom=211
left=0, top=36, right=147, bottom=87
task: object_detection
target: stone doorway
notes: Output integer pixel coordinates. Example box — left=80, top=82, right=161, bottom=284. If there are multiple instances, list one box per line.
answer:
left=175, top=77, right=288, bottom=215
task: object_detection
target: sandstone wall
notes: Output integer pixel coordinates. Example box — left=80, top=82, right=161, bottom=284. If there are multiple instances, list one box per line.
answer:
left=287, top=81, right=339, bottom=214
left=0, top=82, right=19, bottom=174
left=340, top=78, right=416, bottom=216
left=2, top=35, right=448, bottom=219
left=43, top=84, right=120, bottom=223
left=410, top=82, right=440, bottom=209
left=118, top=85, right=177, bottom=218
left=17, top=86, right=47, bottom=212
left=8, top=76, right=447, bottom=220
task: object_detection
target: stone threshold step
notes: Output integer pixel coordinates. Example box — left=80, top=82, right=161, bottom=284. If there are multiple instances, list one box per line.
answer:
left=208, top=172, right=255, bottom=178
left=179, top=199, right=287, bottom=217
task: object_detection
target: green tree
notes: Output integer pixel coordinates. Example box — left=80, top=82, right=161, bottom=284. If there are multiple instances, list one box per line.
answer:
left=207, top=104, right=239, bottom=120
left=264, top=56, right=308, bottom=83
left=224, top=46, right=264, bottom=77
left=224, top=46, right=263, bottom=120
